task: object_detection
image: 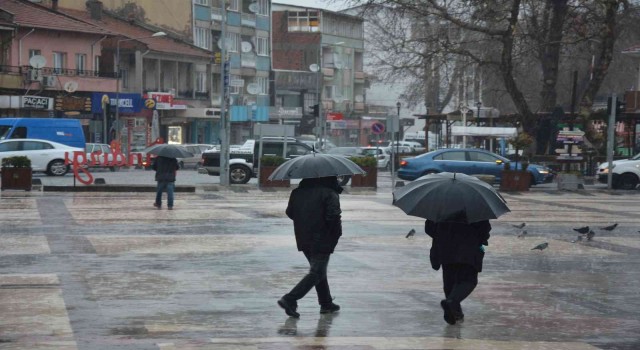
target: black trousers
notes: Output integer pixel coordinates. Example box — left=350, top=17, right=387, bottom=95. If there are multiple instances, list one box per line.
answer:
left=442, top=263, right=478, bottom=308
left=283, top=251, right=333, bottom=306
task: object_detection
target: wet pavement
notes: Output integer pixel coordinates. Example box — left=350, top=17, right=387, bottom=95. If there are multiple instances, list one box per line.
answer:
left=0, top=185, right=639, bottom=350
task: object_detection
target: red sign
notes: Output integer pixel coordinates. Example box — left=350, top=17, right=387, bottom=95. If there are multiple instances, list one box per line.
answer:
left=326, top=112, right=344, bottom=121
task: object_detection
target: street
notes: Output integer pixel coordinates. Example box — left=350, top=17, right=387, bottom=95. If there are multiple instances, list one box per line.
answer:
left=0, top=183, right=639, bottom=350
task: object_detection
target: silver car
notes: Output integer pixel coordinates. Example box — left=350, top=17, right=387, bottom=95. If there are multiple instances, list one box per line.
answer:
left=178, top=144, right=215, bottom=169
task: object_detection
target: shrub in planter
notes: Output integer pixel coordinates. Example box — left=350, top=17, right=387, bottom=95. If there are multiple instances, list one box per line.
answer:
left=259, top=155, right=289, bottom=187
left=348, top=156, right=378, bottom=187
left=1, top=156, right=33, bottom=191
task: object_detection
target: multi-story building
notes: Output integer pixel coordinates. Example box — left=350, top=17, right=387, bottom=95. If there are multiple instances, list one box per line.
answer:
left=271, top=3, right=367, bottom=146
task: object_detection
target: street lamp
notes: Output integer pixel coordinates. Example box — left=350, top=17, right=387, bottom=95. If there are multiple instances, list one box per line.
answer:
left=392, top=101, right=401, bottom=189
left=115, top=31, right=166, bottom=147
left=475, top=101, right=482, bottom=126
left=460, top=104, right=469, bottom=148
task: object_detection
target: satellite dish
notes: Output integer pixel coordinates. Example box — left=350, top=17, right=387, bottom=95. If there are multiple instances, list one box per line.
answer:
left=64, top=81, right=78, bottom=93
left=355, top=95, right=363, bottom=103
left=333, top=95, right=343, bottom=103
left=248, top=2, right=259, bottom=13
left=241, top=41, right=253, bottom=53
left=309, top=64, right=319, bottom=72
left=334, top=61, right=343, bottom=69
left=247, top=83, right=261, bottom=95
left=217, top=38, right=233, bottom=50
left=29, top=55, right=46, bottom=69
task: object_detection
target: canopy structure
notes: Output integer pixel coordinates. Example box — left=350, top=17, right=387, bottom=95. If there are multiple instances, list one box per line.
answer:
left=451, top=126, right=517, bottom=138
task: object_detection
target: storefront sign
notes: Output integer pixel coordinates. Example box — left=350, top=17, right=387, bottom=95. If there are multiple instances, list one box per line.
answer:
left=21, top=96, right=52, bottom=109
left=269, top=107, right=302, bottom=119
left=274, top=71, right=317, bottom=91
left=329, top=120, right=347, bottom=130
left=55, top=95, right=91, bottom=112
left=327, top=112, right=344, bottom=121
left=91, top=92, right=142, bottom=114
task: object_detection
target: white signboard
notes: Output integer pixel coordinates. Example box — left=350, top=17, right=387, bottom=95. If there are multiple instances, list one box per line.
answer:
left=229, top=79, right=245, bottom=87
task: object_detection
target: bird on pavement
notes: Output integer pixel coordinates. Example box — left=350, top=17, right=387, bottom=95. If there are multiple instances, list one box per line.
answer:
left=405, top=228, right=416, bottom=238
left=512, top=223, right=526, bottom=229
left=586, top=230, right=596, bottom=241
left=517, top=230, right=527, bottom=239
left=531, top=242, right=549, bottom=251
left=600, top=223, right=618, bottom=231
left=573, top=226, right=590, bottom=234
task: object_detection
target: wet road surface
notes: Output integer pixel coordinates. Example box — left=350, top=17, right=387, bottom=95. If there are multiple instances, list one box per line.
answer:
left=0, top=186, right=639, bottom=349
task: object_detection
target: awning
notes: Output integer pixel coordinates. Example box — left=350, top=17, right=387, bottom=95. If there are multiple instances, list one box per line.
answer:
left=451, top=126, right=517, bottom=138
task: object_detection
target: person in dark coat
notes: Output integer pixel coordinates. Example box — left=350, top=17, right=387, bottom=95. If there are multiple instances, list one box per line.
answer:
left=278, top=176, right=343, bottom=318
left=152, top=156, right=179, bottom=210
left=425, top=210, right=491, bottom=325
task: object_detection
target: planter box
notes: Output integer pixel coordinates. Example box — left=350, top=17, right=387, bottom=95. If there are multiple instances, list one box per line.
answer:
left=259, top=166, right=290, bottom=187
left=351, top=166, right=377, bottom=187
left=1, top=167, right=32, bottom=191
left=500, top=170, right=530, bottom=191
left=557, top=173, right=584, bottom=190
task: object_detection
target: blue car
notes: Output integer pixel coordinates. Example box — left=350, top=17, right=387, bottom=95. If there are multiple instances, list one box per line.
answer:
left=398, top=148, right=554, bottom=185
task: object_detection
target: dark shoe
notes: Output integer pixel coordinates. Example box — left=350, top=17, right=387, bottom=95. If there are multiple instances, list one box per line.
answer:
left=278, top=298, right=300, bottom=318
left=455, top=312, right=464, bottom=322
left=320, top=302, right=340, bottom=314
left=153, top=202, right=161, bottom=209
left=440, top=299, right=456, bottom=325
left=167, top=207, right=173, bottom=210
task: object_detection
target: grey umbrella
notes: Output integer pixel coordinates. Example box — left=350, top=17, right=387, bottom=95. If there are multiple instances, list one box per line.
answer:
left=268, top=153, right=366, bottom=180
left=146, top=144, right=194, bottom=159
left=392, top=172, right=510, bottom=223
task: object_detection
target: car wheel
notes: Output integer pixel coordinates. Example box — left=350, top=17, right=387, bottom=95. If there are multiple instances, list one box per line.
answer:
left=618, top=173, right=639, bottom=190
left=196, top=161, right=203, bottom=170
left=229, top=164, right=251, bottom=184
left=337, top=175, right=351, bottom=186
left=47, top=159, right=68, bottom=176
left=178, top=161, right=185, bottom=169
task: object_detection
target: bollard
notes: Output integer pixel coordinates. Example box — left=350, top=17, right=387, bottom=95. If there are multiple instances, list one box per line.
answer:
left=395, top=181, right=405, bottom=187
left=94, top=178, right=106, bottom=185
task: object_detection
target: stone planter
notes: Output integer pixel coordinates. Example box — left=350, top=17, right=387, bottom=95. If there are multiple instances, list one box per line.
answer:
left=1, top=167, right=32, bottom=191
left=500, top=170, right=530, bottom=191
left=259, top=166, right=290, bottom=187
left=351, top=166, right=377, bottom=187
left=556, top=173, right=584, bottom=190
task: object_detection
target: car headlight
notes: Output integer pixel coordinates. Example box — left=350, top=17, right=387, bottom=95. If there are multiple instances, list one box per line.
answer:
left=538, top=169, right=549, bottom=174
left=600, top=168, right=609, bottom=174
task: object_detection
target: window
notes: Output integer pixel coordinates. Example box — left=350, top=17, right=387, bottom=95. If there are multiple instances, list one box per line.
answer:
left=256, top=36, right=268, bottom=56
left=76, top=53, right=86, bottom=75
left=436, top=151, right=465, bottom=161
left=256, top=0, right=269, bottom=16
left=194, top=27, right=211, bottom=50
left=0, top=141, right=19, bottom=152
left=255, top=76, right=268, bottom=95
left=288, top=11, right=319, bottom=32
left=227, top=32, right=240, bottom=52
left=194, top=0, right=209, bottom=5
left=94, top=56, right=100, bottom=75
left=120, top=68, right=129, bottom=89
left=287, top=144, right=311, bottom=157
left=196, top=72, right=207, bottom=92
left=468, top=151, right=499, bottom=162
left=229, top=74, right=241, bottom=94
left=227, top=0, right=239, bottom=11
left=323, top=85, right=335, bottom=99
left=29, top=49, right=41, bottom=58
left=23, top=141, right=52, bottom=151
left=52, top=52, right=65, bottom=74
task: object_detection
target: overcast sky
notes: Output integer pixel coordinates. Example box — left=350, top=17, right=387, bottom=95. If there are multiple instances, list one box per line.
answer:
left=273, top=0, right=347, bottom=11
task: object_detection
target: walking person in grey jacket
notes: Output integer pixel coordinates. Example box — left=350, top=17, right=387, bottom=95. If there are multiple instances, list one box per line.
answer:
left=152, top=156, right=179, bottom=210
left=278, top=176, right=343, bottom=318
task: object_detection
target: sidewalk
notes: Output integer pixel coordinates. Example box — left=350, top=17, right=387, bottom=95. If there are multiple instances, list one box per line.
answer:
left=0, top=188, right=639, bottom=349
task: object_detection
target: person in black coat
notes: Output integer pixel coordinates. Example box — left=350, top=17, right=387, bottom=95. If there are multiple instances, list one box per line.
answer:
left=277, top=176, right=343, bottom=318
left=425, top=210, right=491, bottom=325
left=152, top=156, right=179, bottom=210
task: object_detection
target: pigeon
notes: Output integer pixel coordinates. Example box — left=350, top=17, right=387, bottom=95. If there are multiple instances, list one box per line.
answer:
left=512, top=223, right=526, bottom=229
left=586, top=230, right=595, bottom=241
left=517, top=230, right=527, bottom=239
left=571, top=235, right=583, bottom=243
left=573, top=226, right=590, bottom=234
left=600, top=223, right=618, bottom=231
left=405, top=229, right=416, bottom=238
left=531, top=242, right=549, bottom=251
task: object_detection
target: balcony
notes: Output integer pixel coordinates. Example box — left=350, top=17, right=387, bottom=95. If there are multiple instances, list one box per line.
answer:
left=354, top=102, right=365, bottom=112
left=355, top=71, right=366, bottom=82
left=241, top=13, right=256, bottom=27
left=322, top=67, right=334, bottom=79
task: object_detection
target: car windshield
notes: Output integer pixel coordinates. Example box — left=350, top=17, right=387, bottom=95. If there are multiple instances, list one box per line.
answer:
left=362, top=148, right=382, bottom=156
left=631, top=152, right=640, bottom=160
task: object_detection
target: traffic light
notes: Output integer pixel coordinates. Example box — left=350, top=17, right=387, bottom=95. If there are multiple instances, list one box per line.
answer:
left=310, top=104, right=319, bottom=117
left=607, top=96, right=626, bottom=117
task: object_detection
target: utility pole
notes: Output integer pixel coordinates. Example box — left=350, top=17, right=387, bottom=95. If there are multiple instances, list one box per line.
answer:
left=219, top=3, right=230, bottom=186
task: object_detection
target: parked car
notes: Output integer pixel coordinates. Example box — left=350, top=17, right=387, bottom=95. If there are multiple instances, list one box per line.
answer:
left=178, top=144, right=215, bottom=169
left=326, top=147, right=364, bottom=157
left=85, top=143, right=116, bottom=171
left=390, top=141, right=426, bottom=153
left=0, top=138, right=84, bottom=176
left=397, top=148, right=554, bottom=185
left=597, top=152, right=640, bottom=189
left=361, top=146, right=392, bottom=170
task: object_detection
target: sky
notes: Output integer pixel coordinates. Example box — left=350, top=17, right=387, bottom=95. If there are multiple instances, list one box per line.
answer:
left=273, top=0, right=347, bottom=11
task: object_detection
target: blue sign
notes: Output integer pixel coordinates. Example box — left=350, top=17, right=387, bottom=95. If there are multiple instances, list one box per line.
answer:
left=91, top=92, right=142, bottom=114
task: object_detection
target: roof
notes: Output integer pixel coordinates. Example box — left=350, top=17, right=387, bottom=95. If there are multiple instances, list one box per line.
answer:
left=59, top=8, right=212, bottom=59
left=0, top=0, right=110, bottom=35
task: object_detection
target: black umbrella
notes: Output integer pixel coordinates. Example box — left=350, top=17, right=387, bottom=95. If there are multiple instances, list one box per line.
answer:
left=268, top=153, right=366, bottom=180
left=146, top=144, right=194, bottom=159
left=392, top=172, right=510, bottom=223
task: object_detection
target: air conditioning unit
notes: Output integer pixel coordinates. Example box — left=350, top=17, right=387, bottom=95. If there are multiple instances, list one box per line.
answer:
left=28, top=69, right=42, bottom=82
left=42, top=75, right=57, bottom=87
